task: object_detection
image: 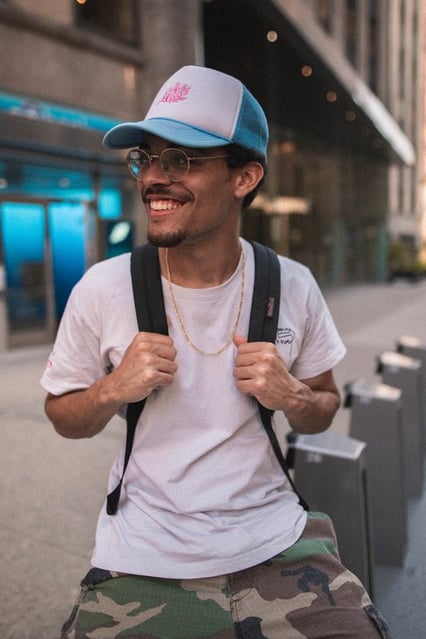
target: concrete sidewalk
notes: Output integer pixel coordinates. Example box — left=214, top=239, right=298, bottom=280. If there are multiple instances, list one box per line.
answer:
left=1, top=278, right=426, bottom=638
left=0, top=345, right=126, bottom=638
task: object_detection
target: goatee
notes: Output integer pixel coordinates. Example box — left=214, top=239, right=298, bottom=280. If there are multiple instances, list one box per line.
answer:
left=147, top=230, right=187, bottom=248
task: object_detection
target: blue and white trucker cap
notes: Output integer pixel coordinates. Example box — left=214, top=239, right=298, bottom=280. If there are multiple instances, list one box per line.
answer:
left=103, top=65, right=269, bottom=161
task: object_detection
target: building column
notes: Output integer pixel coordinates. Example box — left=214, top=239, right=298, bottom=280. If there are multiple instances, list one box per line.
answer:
left=140, top=0, right=204, bottom=93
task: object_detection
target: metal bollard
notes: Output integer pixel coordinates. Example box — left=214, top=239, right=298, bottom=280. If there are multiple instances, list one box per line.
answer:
left=396, top=335, right=426, bottom=430
left=377, top=351, right=424, bottom=497
left=345, top=379, right=407, bottom=566
left=291, top=430, right=374, bottom=596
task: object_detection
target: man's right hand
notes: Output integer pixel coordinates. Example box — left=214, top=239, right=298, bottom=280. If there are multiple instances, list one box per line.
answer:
left=106, top=332, right=177, bottom=404
left=44, top=332, right=177, bottom=439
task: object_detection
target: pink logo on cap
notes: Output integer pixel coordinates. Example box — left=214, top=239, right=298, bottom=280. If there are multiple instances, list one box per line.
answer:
left=160, top=82, right=190, bottom=104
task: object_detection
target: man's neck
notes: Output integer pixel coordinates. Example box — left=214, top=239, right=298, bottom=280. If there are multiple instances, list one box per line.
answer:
left=159, top=238, right=242, bottom=288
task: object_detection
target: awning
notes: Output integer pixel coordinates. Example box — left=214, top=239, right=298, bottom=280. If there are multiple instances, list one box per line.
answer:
left=270, top=0, right=416, bottom=165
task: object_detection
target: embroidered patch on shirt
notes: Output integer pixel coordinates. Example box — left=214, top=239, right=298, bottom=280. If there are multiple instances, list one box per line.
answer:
left=276, top=327, right=295, bottom=346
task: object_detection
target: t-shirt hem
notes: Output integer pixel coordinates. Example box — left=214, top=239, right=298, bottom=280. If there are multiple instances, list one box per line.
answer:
left=91, top=510, right=308, bottom=579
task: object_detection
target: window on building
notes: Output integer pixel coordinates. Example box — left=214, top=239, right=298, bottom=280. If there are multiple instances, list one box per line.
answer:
left=345, top=0, right=357, bottom=66
left=74, top=0, right=139, bottom=47
left=315, top=0, right=332, bottom=32
left=368, top=0, right=378, bottom=93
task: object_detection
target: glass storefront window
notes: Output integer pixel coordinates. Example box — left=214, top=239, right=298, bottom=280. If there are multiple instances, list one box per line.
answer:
left=0, top=159, right=123, bottom=219
left=0, top=156, right=134, bottom=345
left=74, top=0, right=140, bottom=47
left=0, top=202, right=47, bottom=331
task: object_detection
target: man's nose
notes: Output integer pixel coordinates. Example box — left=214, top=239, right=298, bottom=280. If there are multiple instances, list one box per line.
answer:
left=142, top=156, right=170, bottom=183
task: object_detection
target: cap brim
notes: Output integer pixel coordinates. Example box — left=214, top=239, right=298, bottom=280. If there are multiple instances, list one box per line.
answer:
left=103, top=118, right=231, bottom=149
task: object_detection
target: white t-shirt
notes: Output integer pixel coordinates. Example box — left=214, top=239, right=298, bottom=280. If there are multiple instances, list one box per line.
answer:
left=41, top=239, right=345, bottom=578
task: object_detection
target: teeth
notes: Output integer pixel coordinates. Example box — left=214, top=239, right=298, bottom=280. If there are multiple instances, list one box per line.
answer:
left=150, top=199, right=181, bottom=211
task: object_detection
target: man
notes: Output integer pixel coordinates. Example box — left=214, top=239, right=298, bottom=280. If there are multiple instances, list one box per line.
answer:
left=42, top=66, right=391, bottom=638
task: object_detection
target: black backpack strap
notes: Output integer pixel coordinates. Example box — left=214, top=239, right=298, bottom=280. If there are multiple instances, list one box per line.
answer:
left=131, top=243, right=168, bottom=336
left=248, top=241, right=309, bottom=511
left=248, top=241, right=281, bottom=344
left=107, top=243, right=167, bottom=515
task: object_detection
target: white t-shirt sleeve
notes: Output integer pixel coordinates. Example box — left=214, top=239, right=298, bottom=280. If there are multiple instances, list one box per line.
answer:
left=41, top=253, right=137, bottom=409
left=278, top=258, right=346, bottom=380
left=41, top=269, right=111, bottom=396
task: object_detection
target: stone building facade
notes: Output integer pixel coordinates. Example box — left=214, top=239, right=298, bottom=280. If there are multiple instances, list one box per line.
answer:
left=0, top=0, right=423, bottom=348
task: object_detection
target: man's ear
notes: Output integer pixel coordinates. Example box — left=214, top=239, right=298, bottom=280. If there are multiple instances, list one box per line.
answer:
left=234, top=162, right=264, bottom=198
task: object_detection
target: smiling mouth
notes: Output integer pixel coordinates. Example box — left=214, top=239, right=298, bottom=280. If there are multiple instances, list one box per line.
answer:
left=149, top=199, right=183, bottom=211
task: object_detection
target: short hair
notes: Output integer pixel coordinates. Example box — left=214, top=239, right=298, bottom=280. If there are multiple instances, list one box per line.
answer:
left=225, top=144, right=267, bottom=209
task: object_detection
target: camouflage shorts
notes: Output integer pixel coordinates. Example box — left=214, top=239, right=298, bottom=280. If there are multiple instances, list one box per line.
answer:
left=61, top=512, right=392, bottom=639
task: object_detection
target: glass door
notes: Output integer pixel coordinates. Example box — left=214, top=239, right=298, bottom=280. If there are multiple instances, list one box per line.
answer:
left=48, top=201, right=87, bottom=320
left=0, top=199, right=55, bottom=347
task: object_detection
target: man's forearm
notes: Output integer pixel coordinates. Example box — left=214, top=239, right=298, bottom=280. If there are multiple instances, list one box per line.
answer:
left=45, top=375, right=123, bottom=439
left=282, top=378, right=341, bottom=434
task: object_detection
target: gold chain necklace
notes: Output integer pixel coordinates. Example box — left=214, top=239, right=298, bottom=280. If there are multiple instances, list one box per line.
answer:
left=165, top=245, right=245, bottom=356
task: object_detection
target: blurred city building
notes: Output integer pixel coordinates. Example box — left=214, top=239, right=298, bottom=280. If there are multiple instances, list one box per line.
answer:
left=0, top=0, right=424, bottom=348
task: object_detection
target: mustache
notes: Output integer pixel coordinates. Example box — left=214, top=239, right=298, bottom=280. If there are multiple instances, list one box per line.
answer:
left=142, top=185, right=194, bottom=205
left=144, top=186, right=175, bottom=198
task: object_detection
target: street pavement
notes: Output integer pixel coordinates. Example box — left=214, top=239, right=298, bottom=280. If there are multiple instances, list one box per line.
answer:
left=1, top=278, right=426, bottom=638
